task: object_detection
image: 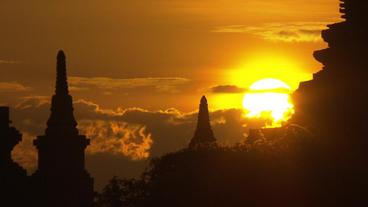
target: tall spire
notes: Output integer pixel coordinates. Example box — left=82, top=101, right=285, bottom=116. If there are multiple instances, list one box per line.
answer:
left=33, top=50, right=94, bottom=207
left=46, top=50, right=77, bottom=135
left=56, top=50, right=69, bottom=95
left=189, top=96, right=216, bottom=149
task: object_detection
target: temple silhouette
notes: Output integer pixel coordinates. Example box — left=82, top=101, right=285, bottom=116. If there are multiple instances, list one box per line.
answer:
left=0, top=51, right=94, bottom=207
left=3, top=0, right=368, bottom=206
left=247, top=0, right=368, bottom=150
left=32, top=51, right=94, bottom=207
left=289, top=0, right=368, bottom=205
left=189, top=96, right=217, bottom=149
left=0, top=107, right=29, bottom=206
left=292, top=0, right=368, bottom=150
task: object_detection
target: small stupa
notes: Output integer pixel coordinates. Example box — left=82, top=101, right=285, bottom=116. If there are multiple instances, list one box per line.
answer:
left=189, top=96, right=217, bottom=149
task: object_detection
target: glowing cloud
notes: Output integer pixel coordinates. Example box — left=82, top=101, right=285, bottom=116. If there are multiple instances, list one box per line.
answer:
left=0, top=82, right=32, bottom=92
left=80, top=121, right=153, bottom=161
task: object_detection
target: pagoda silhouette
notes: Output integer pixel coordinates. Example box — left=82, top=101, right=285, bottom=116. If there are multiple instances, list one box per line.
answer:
left=290, top=1, right=368, bottom=205
left=189, top=96, right=217, bottom=149
left=0, top=107, right=29, bottom=206
left=32, top=51, right=94, bottom=207
left=292, top=0, right=368, bottom=150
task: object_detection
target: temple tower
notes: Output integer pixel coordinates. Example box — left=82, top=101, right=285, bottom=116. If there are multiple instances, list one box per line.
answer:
left=290, top=2, right=368, bottom=203
left=0, top=107, right=28, bottom=206
left=189, top=96, right=217, bottom=148
left=32, top=51, right=93, bottom=207
left=292, top=0, right=368, bottom=148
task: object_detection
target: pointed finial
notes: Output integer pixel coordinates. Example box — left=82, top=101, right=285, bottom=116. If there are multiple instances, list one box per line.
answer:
left=55, top=50, right=69, bottom=95
left=200, top=95, right=207, bottom=104
left=57, top=50, right=65, bottom=60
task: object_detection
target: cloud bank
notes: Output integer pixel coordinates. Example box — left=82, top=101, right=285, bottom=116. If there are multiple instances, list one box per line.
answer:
left=9, top=96, right=268, bottom=188
left=0, top=82, right=32, bottom=92
left=69, top=76, right=190, bottom=94
left=213, top=22, right=331, bottom=42
left=0, top=60, right=20, bottom=64
left=210, top=85, right=246, bottom=94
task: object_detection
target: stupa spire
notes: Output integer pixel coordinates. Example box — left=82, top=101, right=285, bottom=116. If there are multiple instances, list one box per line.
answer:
left=189, top=96, right=216, bottom=149
left=32, top=50, right=93, bottom=207
left=55, top=50, right=69, bottom=95
left=46, top=50, right=77, bottom=135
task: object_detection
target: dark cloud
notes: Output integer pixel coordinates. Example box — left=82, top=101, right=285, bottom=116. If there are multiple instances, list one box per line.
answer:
left=210, top=85, right=246, bottom=94
left=213, top=21, right=331, bottom=42
left=69, top=76, right=190, bottom=94
left=8, top=96, right=268, bottom=189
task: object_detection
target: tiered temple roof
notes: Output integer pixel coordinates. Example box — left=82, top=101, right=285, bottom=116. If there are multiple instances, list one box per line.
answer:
left=32, top=51, right=93, bottom=207
left=292, top=0, right=368, bottom=148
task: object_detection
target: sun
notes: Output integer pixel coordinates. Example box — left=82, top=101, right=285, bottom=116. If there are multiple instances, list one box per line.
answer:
left=242, top=78, right=294, bottom=127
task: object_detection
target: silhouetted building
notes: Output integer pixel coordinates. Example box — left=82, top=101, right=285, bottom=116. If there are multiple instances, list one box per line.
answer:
left=189, top=96, right=217, bottom=148
left=292, top=0, right=368, bottom=150
left=32, top=51, right=94, bottom=207
left=290, top=2, right=368, bottom=204
left=0, top=107, right=29, bottom=206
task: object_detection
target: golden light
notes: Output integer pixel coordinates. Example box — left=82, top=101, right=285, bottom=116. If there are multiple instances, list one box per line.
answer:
left=228, top=53, right=312, bottom=90
left=243, top=78, right=294, bottom=127
left=211, top=51, right=311, bottom=110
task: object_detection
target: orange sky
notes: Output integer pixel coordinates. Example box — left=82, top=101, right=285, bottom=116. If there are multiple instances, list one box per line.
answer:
left=0, top=0, right=344, bottom=189
left=1, top=0, right=341, bottom=111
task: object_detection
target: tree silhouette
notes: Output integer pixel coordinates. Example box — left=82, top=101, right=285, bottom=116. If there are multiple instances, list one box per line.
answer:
left=95, top=100, right=318, bottom=207
left=94, top=177, right=147, bottom=207
left=138, top=132, right=314, bottom=207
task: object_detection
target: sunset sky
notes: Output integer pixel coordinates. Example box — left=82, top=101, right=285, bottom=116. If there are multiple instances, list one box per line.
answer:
left=0, top=0, right=341, bottom=189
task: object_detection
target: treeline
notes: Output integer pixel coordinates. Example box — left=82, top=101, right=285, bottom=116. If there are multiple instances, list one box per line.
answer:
left=93, top=126, right=325, bottom=207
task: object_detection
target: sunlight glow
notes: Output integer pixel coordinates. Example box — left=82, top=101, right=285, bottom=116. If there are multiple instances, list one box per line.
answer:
left=228, top=53, right=312, bottom=90
left=243, top=78, right=294, bottom=127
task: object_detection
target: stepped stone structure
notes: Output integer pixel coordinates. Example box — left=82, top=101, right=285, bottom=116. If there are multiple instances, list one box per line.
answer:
left=292, top=0, right=368, bottom=151
left=32, top=51, right=94, bottom=207
left=0, top=107, right=28, bottom=206
left=189, top=96, right=217, bottom=148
